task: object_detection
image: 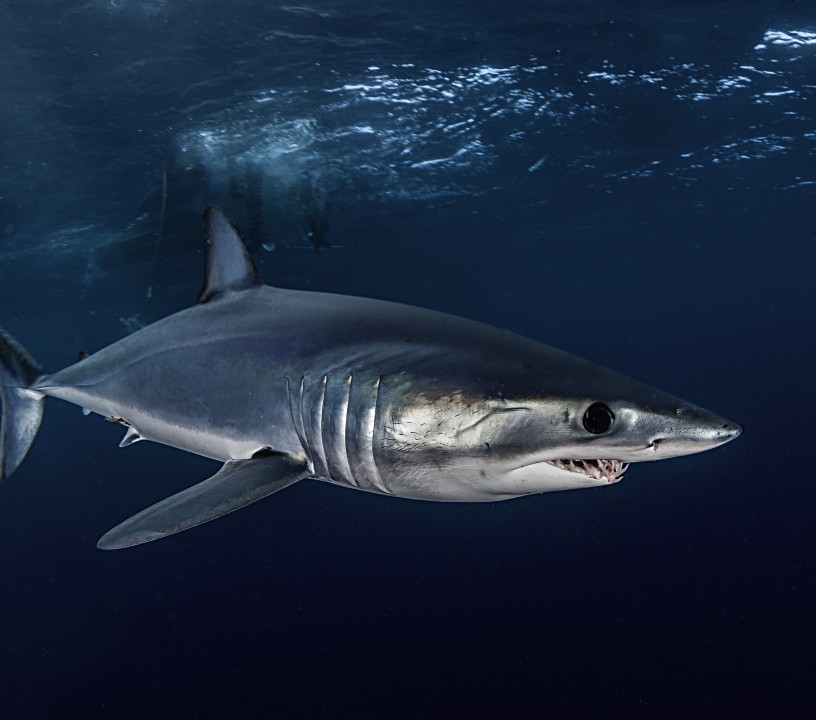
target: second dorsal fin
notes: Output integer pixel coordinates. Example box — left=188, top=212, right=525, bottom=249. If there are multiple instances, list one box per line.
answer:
left=197, top=206, right=263, bottom=304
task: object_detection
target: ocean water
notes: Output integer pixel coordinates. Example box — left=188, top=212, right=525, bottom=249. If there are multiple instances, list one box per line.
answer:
left=0, top=1, right=813, bottom=717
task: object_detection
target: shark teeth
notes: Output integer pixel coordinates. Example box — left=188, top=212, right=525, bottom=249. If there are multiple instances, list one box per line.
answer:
left=547, top=458, right=629, bottom=483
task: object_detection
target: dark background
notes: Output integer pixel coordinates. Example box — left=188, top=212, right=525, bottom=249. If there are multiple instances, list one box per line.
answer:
left=0, top=1, right=813, bottom=717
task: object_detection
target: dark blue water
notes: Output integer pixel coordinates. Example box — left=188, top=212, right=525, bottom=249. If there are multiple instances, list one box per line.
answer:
left=0, top=1, right=813, bottom=717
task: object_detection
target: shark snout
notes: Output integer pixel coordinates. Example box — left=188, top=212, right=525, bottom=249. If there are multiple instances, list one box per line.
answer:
left=644, top=406, right=741, bottom=459
left=716, top=421, right=742, bottom=442
left=616, top=402, right=741, bottom=463
left=676, top=403, right=742, bottom=443
left=651, top=421, right=740, bottom=446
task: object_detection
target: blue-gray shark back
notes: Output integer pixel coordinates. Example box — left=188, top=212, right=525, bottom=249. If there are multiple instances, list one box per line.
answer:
left=0, top=206, right=741, bottom=549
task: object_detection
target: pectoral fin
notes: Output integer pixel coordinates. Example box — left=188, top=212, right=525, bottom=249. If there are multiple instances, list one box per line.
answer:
left=97, top=452, right=309, bottom=550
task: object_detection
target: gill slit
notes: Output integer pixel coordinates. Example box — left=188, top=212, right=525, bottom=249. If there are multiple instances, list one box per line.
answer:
left=341, top=373, right=356, bottom=487
left=286, top=376, right=313, bottom=474
left=313, top=374, right=328, bottom=477
left=369, top=375, right=387, bottom=493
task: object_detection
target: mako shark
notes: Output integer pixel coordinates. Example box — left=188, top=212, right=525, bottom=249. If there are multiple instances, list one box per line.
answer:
left=0, top=207, right=741, bottom=549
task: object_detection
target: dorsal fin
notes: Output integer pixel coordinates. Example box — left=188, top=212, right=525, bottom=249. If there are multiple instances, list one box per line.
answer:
left=197, top=206, right=263, bottom=304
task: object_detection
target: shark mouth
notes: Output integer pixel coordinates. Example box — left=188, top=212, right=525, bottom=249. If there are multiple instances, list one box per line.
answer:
left=546, top=458, right=629, bottom=483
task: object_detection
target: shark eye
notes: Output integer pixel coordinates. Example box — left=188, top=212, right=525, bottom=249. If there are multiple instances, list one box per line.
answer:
left=582, top=403, right=615, bottom=434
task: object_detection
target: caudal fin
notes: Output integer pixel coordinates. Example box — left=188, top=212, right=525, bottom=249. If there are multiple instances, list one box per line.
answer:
left=0, top=329, right=45, bottom=480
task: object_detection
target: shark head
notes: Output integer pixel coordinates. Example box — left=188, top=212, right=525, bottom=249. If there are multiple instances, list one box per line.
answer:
left=372, top=340, right=741, bottom=501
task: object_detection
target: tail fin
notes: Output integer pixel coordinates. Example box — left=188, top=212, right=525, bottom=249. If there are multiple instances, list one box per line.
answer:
left=0, top=330, right=45, bottom=480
